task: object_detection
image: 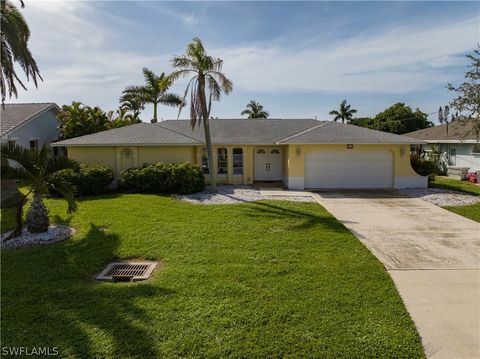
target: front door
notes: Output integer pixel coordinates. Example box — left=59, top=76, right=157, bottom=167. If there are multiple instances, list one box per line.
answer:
left=254, top=147, right=282, bottom=181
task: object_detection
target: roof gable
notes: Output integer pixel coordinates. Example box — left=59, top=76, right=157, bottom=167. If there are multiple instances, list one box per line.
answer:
left=0, top=103, right=59, bottom=136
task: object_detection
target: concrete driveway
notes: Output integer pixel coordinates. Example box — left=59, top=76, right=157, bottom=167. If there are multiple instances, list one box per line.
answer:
left=314, top=191, right=480, bottom=359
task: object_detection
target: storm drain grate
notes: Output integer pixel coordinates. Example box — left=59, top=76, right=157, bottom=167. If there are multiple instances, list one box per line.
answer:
left=96, top=261, right=157, bottom=282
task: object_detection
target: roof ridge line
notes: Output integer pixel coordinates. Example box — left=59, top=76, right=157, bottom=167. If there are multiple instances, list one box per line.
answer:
left=275, top=121, right=330, bottom=143
left=155, top=122, right=202, bottom=143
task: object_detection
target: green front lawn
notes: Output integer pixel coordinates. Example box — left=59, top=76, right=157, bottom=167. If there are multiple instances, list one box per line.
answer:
left=1, top=195, right=424, bottom=358
left=431, top=177, right=480, bottom=222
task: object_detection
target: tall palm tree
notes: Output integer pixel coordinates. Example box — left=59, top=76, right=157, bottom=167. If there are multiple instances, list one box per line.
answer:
left=171, top=38, right=233, bottom=191
left=122, top=68, right=182, bottom=123
left=241, top=100, right=269, bottom=119
left=1, top=144, right=78, bottom=238
left=0, top=0, right=42, bottom=103
left=329, top=100, right=357, bottom=123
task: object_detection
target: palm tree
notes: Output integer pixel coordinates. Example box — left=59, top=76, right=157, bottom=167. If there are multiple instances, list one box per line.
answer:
left=1, top=144, right=78, bottom=238
left=329, top=100, right=357, bottom=123
left=122, top=68, right=182, bottom=123
left=0, top=0, right=42, bottom=103
left=171, top=38, right=233, bottom=191
left=241, top=100, right=269, bottom=119
left=119, top=92, right=144, bottom=120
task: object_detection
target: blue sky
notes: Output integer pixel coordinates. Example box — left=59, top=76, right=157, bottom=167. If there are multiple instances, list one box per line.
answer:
left=15, top=1, right=480, bottom=123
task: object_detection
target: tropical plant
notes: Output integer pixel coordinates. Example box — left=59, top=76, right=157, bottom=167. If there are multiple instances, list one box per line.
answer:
left=350, top=103, right=433, bottom=134
left=57, top=102, right=109, bottom=140
left=448, top=46, right=480, bottom=138
left=122, top=68, right=182, bottom=123
left=241, top=100, right=269, bottom=119
left=170, top=37, right=233, bottom=191
left=0, top=0, right=42, bottom=103
left=329, top=100, right=357, bottom=123
left=1, top=144, right=78, bottom=238
left=107, top=107, right=141, bottom=129
left=119, top=92, right=144, bottom=120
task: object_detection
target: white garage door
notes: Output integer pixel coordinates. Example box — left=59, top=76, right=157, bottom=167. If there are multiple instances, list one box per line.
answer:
left=304, top=150, right=393, bottom=189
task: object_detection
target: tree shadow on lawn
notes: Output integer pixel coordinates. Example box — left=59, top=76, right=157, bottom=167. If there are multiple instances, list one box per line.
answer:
left=1, top=223, right=172, bottom=358
left=242, top=200, right=347, bottom=232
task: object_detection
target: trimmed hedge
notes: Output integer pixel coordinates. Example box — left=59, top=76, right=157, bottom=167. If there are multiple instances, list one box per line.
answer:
left=411, top=156, right=438, bottom=181
left=51, top=164, right=113, bottom=196
left=122, top=162, right=205, bottom=194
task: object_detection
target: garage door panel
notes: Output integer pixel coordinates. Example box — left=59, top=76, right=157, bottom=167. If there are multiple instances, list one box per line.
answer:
left=305, top=150, right=393, bottom=189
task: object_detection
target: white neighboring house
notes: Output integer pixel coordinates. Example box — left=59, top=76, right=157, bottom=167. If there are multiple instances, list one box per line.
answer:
left=406, top=120, right=480, bottom=175
left=0, top=103, right=61, bottom=153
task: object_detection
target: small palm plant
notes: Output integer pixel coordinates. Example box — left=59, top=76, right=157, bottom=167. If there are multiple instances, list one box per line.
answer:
left=241, top=100, right=269, bottom=119
left=122, top=68, right=182, bottom=123
left=171, top=37, right=233, bottom=191
left=329, top=100, right=357, bottom=123
left=1, top=144, right=78, bottom=238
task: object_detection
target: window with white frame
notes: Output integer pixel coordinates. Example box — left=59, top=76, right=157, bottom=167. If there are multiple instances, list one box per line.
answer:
left=217, top=148, right=228, bottom=175
left=232, top=148, right=243, bottom=175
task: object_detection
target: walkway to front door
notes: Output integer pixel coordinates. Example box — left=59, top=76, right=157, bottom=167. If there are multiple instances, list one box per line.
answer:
left=254, top=147, right=282, bottom=181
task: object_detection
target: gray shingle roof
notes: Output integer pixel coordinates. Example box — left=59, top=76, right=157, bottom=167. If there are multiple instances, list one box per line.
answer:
left=52, top=118, right=424, bottom=146
left=277, top=121, right=425, bottom=144
left=158, top=119, right=321, bottom=144
left=0, top=103, right=59, bottom=136
left=405, top=120, right=479, bottom=142
left=52, top=123, right=200, bottom=146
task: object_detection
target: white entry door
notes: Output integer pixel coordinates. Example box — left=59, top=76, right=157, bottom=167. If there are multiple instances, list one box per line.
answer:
left=254, top=148, right=283, bottom=181
left=304, top=150, right=393, bottom=189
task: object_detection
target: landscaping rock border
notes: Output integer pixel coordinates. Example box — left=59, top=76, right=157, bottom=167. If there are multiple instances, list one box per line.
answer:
left=177, top=185, right=314, bottom=204
left=1, top=225, right=76, bottom=250
left=398, top=188, right=480, bottom=207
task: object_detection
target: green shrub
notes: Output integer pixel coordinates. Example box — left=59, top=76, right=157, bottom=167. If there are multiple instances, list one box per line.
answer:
left=410, top=156, right=438, bottom=181
left=121, top=162, right=205, bottom=194
left=51, top=164, right=113, bottom=196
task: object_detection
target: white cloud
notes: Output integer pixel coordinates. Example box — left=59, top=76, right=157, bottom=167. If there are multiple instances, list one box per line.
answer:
left=10, top=0, right=478, bottom=121
left=217, top=17, right=478, bottom=94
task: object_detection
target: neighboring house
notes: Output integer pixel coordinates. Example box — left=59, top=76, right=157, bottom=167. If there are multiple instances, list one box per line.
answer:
left=52, top=119, right=426, bottom=190
left=406, top=120, right=480, bottom=174
left=0, top=103, right=61, bottom=152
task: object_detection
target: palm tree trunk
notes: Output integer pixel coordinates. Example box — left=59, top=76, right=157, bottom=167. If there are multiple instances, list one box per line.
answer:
left=26, top=191, right=49, bottom=233
left=152, top=101, right=158, bottom=123
left=198, top=75, right=216, bottom=191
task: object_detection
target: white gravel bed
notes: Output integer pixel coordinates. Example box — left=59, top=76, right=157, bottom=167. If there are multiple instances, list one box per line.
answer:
left=398, top=188, right=480, bottom=207
left=177, top=185, right=314, bottom=204
left=1, top=225, right=76, bottom=250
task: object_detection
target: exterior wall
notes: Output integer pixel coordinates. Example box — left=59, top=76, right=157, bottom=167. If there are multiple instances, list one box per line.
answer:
left=66, top=143, right=427, bottom=189
left=1, top=110, right=59, bottom=149
left=138, top=146, right=195, bottom=166
left=283, top=144, right=426, bottom=190
left=425, top=143, right=480, bottom=173
left=68, top=145, right=196, bottom=179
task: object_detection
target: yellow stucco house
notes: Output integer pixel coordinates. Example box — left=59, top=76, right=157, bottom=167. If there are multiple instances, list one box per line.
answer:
left=52, top=119, right=427, bottom=190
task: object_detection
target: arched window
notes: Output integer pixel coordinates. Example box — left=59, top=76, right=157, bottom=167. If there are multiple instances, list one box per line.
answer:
left=270, top=149, right=280, bottom=154
left=233, top=148, right=243, bottom=175
left=217, top=148, right=228, bottom=175
left=257, top=149, right=266, bottom=154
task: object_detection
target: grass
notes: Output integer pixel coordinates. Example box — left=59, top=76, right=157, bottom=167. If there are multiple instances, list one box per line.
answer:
left=431, top=176, right=480, bottom=222
left=1, top=194, right=425, bottom=358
